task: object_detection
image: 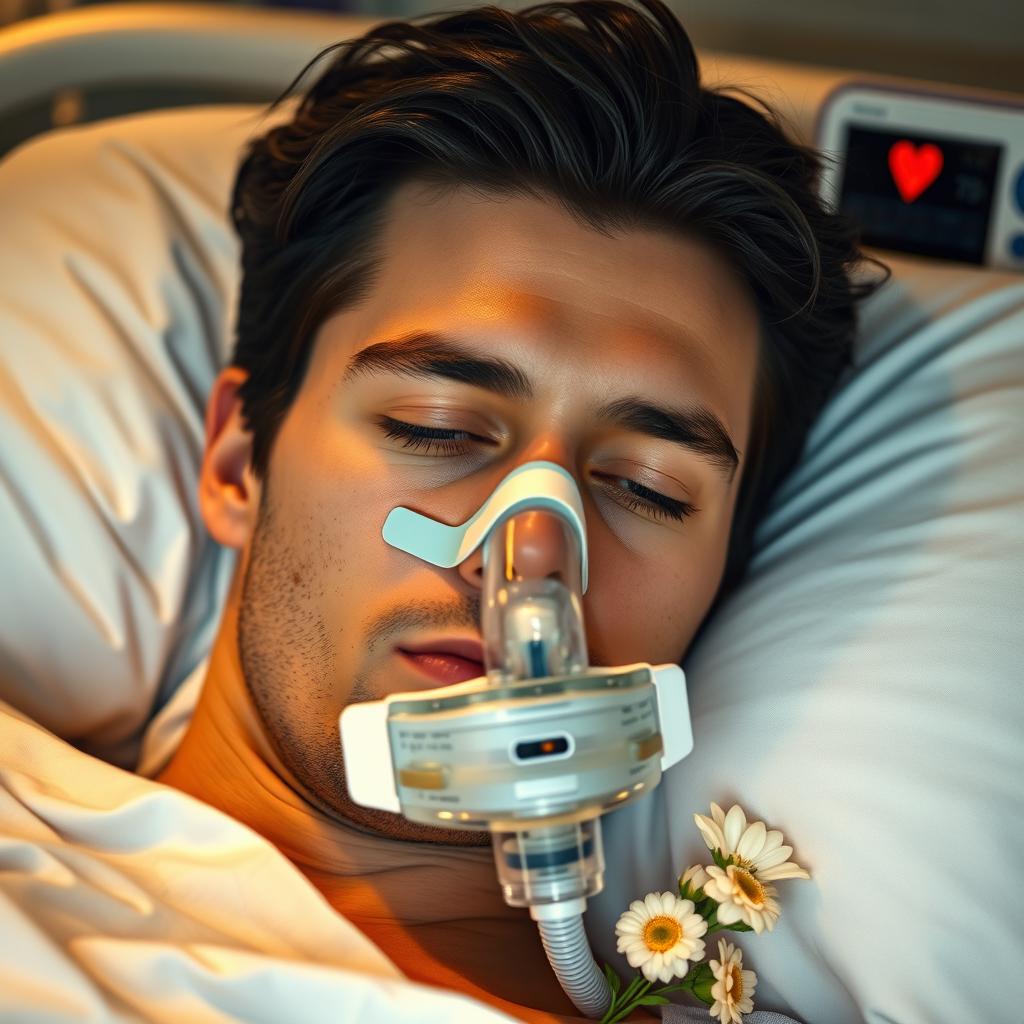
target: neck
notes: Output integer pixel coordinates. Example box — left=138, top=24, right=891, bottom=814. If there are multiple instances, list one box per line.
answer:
left=156, top=577, right=580, bottom=1020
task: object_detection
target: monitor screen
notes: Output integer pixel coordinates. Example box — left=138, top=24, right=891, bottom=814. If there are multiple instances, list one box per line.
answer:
left=838, top=125, right=1003, bottom=264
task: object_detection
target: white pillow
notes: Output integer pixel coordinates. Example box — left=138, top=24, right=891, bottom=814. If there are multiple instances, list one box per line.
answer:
left=0, top=105, right=276, bottom=766
left=588, top=254, right=1024, bottom=1022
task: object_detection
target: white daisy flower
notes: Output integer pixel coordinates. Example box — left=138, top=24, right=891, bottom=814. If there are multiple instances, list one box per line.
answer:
left=615, top=891, right=708, bottom=984
left=709, top=939, right=757, bottom=1024
left=678, top=864, right=710, bottom=900
left=693, top=803, right=811, bottom=882
left=703, top=864, right=781, bottom=934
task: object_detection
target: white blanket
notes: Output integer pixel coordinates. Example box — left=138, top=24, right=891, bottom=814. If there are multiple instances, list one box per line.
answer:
left=0, top=700, right=518, bottom=1023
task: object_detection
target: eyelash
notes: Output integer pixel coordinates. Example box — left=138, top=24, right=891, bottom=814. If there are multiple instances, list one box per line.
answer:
left=377, top=416, right=697, bottom=523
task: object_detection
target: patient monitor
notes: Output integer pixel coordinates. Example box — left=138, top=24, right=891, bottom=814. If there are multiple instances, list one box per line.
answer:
left=339, top=459, right=693, bottom=1016
left=816, top=82, right=1024, bottom=270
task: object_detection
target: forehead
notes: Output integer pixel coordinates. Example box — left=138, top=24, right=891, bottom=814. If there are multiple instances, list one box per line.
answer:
left=313, top=179, right=760, bottom=450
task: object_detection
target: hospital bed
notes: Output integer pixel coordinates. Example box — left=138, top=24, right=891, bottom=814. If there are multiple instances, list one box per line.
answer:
left=0, top=5, right=1021, bottom=1023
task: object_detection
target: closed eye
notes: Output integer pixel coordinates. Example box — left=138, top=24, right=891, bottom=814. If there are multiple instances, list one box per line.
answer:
left=376, top=416, right=698, bottom=523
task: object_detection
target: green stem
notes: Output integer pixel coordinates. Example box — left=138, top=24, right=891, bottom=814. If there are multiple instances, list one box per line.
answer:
left=600, top=977, right=652, bottom=1024
left=618, top=975, right=648, bottom=1007
left=653, top=978, right=695, bottom=995
left=602, top=962, right=714, bottom=1023
left=614, top=974, right=647, bottom=1007
left=627, top=975, right=648, bottom=996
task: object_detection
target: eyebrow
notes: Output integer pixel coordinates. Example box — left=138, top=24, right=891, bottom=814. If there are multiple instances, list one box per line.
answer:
left=343, top=331, right=740, bottom=482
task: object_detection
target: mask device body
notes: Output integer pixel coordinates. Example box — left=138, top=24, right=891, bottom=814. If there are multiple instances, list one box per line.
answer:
left=340, top=460, right=693, bottom=913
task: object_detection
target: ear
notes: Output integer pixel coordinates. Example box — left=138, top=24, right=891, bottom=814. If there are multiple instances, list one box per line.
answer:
left=199, top=366, right=262, bottom=549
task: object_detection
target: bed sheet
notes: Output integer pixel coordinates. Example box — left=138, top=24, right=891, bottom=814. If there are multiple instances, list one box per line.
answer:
left=2, top=693, right=817, bottom=1024
left=0, top=698, right=523, bottom=1023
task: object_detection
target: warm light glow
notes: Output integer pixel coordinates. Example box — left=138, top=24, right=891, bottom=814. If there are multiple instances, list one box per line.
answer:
left=505, top=518, right=516, bottom=580
left=437, top=811, right=454, bottom=820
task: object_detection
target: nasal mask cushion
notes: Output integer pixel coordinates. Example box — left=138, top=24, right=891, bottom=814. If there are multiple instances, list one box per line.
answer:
left=381, top=460, right=589, bottom=592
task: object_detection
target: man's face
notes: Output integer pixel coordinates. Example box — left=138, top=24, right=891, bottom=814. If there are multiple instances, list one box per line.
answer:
left=228, top=179, right=759, bottom=842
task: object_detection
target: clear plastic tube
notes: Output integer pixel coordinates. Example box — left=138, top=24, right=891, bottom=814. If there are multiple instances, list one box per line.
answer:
left=481, top=509, right=587, bottom=684
left=480, top=507, right=613, bottom=1017
left=492, top=819, right=604, bottom=908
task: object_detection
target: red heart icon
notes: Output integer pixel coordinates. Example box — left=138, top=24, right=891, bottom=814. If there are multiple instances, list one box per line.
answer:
left=888, top=140, right=943, bottom=203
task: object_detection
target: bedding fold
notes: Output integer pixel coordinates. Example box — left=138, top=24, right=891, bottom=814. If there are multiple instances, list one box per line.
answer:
left=0, top=700, right=519, bottom=1023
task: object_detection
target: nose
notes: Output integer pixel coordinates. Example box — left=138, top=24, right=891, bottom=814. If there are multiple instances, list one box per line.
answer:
left=456, top=438, right=584, bottom=593
left=457, top=508, right=580, bottom=592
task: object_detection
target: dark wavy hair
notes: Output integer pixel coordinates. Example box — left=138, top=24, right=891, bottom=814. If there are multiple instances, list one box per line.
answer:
left=229, top=0, right=889, bottom=606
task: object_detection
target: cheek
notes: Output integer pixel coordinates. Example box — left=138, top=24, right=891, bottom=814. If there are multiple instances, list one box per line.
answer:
left=267, top=406, right=414, bottom=637
left=583, top=531, right=726, bottom=666
left=274, top=390, right=415, bottom=540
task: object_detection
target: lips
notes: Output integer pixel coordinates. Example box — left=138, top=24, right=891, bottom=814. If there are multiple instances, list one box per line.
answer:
left=395, top=637, right=485, bottom=685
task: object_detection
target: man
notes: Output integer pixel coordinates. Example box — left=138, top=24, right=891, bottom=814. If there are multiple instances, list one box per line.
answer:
left=156, top=0, right=884, bottom=1019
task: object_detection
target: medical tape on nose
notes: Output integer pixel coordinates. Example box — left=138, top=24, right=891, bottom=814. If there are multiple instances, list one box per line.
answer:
left=381, top=459, right=589, bottom=593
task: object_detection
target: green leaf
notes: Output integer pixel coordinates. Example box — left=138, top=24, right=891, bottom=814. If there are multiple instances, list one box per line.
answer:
left=636, top=995, right=670, bottom=1006
left=602, top=963, right=622, bottom=996
left=688, top=963, right=716, bottom=1007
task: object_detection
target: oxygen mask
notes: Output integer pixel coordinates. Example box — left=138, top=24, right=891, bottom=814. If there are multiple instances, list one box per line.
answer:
left=339, top=460, right=693, bottom=1017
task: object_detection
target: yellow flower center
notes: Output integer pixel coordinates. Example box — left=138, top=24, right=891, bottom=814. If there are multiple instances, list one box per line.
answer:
left=643, top=915, right=682, bottom=952
left=729, top=963, right=744, bottom=1001
left=733, top=867, right=766, bottom=906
